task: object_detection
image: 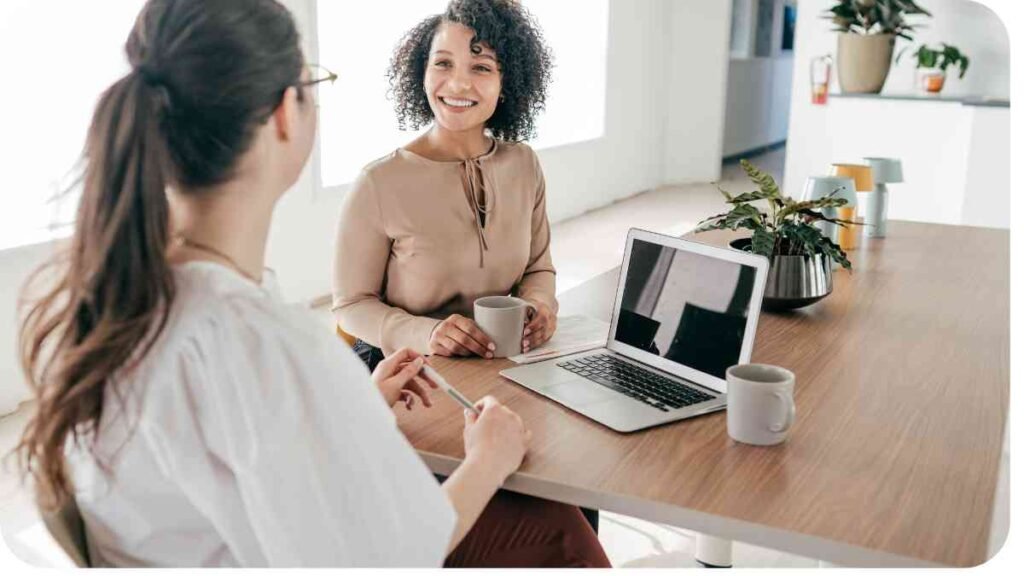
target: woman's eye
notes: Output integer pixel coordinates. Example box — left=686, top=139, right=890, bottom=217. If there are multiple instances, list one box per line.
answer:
left=474, top=65, right=492, bottom=73
left=433, top=60, right=451, bottom=69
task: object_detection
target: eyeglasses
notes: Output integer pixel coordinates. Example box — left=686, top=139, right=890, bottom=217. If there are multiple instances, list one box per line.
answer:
left=295, top=64, right=338, bottom=103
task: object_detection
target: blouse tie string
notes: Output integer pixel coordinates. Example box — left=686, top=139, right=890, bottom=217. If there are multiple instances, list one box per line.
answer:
left=460, top=157, right=494, bottom=268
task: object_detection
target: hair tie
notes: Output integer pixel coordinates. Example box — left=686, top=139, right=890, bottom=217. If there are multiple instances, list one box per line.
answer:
left=136, top=63, right=166, bottom=87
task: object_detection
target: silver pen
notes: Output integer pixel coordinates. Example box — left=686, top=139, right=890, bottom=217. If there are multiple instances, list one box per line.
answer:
left=421, top=364, right=482, bottom=416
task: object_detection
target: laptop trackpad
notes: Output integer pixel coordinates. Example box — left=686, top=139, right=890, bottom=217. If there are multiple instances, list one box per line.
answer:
left=546, top=379, right=621, bottom=407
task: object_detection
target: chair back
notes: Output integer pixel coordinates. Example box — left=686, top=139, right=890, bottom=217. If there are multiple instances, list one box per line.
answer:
left=41, top=498, right=91, bottom=567
left=336, top=324, right=357, bottom=347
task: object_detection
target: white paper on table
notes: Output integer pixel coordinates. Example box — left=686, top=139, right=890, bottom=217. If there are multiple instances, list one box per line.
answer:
left=508, top=315, right=610, bottom=364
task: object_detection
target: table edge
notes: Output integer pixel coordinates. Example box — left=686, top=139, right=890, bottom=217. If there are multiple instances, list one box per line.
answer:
left=421, top=452, right=951, bottom=568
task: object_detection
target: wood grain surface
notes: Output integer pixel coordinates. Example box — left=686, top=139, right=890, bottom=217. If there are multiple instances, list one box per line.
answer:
left=394, top=221, right=1009, bottom=567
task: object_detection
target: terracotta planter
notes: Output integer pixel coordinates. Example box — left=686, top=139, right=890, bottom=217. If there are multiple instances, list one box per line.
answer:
left=837, top=33, right=896, bottom=94
left=918, top=68, right=947, bottom=93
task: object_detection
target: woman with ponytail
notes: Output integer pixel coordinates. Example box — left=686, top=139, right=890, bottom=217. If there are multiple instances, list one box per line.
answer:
left=16, top=0, right=607, bottom=567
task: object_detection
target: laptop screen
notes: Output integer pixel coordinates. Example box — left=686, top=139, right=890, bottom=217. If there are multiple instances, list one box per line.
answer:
left=613, top=238, right=759, bottom=380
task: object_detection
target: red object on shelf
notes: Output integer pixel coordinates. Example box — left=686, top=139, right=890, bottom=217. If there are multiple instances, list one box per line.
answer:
left=811, top=55, right=833, bottom=105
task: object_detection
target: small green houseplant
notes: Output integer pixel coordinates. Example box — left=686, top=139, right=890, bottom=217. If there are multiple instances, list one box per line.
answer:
left=898, top=43, right=969, bottom=93
left=697, top=160, right=854, bottom=270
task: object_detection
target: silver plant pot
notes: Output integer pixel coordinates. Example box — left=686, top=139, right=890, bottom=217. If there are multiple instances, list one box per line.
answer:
left=730, top=239, right=833, bottom=311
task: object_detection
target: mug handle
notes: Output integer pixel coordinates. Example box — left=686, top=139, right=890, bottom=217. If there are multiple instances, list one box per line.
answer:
left=769, top=391, right=796, bottom=433
left=518, top=299, right=538, bottom=323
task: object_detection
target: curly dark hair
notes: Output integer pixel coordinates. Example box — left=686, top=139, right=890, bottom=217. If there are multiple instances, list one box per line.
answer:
left=387, top=0, right=553, bottom=142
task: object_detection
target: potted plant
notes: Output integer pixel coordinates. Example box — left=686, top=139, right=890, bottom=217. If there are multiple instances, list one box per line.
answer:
left=898, top=43, right=969, bottom=93
left=824, top=0, right=931, bottom=94
left=696, top=161, right=855, bottom=311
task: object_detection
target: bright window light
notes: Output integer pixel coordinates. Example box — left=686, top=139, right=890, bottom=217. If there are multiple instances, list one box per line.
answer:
left=315, top=0, right=608, bottom=189
left=0, top=1, right=147, bottom=252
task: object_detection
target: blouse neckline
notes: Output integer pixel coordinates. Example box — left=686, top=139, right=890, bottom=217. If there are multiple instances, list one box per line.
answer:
left=397, top=138, right=500, bottom=165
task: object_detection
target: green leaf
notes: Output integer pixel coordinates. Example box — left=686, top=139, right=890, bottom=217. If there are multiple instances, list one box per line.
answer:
left=727, top=189, right=776, bottom=204
left=751, top=228, right=776, bottom=259
left=739, top=160, right=781, bottom=200
left=722, top=204, right=764, bottom=230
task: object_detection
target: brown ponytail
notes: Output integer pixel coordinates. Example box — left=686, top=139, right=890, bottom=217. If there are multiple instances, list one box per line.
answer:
left=16, top=0, right=304, bottom=509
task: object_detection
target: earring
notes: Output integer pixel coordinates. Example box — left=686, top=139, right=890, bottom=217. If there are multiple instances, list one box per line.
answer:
left=499, top=93, right=506, bottom=103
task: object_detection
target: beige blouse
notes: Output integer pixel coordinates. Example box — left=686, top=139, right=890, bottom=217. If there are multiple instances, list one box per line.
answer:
left=332, top=141, right=557, bottom=355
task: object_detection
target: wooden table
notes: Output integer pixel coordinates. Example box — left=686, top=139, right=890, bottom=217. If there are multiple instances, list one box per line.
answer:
left=395, top=222, right=1009, bottom=567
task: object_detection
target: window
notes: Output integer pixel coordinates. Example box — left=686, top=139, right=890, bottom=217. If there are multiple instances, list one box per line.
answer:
left=0, top=1, right=147, bottom=251
left=315, top=0, right=608, bottom=190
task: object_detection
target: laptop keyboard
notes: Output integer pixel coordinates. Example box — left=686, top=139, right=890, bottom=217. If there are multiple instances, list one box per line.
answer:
left=557, top=354, right=715, bottom=412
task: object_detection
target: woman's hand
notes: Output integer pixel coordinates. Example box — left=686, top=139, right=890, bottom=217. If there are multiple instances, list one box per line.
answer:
left=372, top=348, right=438, bottom=410
left=429, top=314, right=496, bottom=358
left=462, top=396, right=531, bottom=484
left=522, top=301, right=557, bottom=353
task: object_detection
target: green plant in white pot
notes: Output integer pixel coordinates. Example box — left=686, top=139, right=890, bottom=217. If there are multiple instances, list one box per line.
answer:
left=898, top=43, right=969, bottom=93
left=824, top=0, right=932, bottom=94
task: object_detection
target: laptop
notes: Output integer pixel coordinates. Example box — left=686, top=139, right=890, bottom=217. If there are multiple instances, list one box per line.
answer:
left=500, top=228, right=770, bottom=433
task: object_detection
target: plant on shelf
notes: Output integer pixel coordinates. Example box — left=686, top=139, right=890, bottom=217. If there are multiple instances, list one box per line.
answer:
left=824, top=0, right=932, bottom=94
left=696, top=160, right=854, bottom=270
left=897, top=43, right=970, bottom=93
left=824, top=0, right=931, bottom=40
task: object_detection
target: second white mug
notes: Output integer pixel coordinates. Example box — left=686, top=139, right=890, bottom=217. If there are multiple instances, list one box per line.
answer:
left=473, top=296, right=535, bottom=358
left=726, top=364, right=796, bottom=446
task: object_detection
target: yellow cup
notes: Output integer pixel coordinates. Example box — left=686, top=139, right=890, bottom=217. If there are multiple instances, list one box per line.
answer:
left=836, top=206, right=858, bottom=251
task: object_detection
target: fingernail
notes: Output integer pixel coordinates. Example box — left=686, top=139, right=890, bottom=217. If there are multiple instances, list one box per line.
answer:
left=488, top=343, right=496, bottom=351
left=486, top=352, right=494, bottom=359
left=524, top=329, right=531, bottom=336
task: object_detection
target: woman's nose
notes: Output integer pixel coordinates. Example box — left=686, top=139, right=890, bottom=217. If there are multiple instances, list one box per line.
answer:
left=447, top=69, right=472, bottom=93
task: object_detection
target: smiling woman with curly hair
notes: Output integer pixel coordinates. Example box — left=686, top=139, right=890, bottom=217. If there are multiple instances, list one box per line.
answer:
left=388, top=0, right=552, bottom=141
left=331, top=2, right=609, bottom=566
left=334, top=0, right=563, bottom=364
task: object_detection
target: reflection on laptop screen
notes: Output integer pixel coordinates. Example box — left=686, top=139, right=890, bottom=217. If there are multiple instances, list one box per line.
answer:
left=614, top=239, right=758, bottom=379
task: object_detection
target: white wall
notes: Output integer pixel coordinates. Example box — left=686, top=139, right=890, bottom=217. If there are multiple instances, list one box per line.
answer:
left=722, top=56, right=793, bottom=157
left=0, top=0, right=733, bottom=415
left=662, top=0, right=734, bottom=184
left=722, top=0, right=793, bottom=158
left=960, top=106, right=1011, bottom=229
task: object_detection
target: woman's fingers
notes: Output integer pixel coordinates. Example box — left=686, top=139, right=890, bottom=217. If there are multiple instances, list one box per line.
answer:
left=405, top=377, right=433, bottom=408
left=450, top=320, right=493, bottom=357
left=440, top=335, right=472, bottom=357
left=378, top=348, right=419, bottom=376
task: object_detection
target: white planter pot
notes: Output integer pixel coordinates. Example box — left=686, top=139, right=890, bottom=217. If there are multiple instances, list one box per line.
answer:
left=837, top=33, right=896, bottom=94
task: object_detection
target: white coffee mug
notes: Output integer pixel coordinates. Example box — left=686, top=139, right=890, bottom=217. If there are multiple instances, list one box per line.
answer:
left=726, top=364, right=796, bottom=446
left=473, top=296, right=535, bottom=358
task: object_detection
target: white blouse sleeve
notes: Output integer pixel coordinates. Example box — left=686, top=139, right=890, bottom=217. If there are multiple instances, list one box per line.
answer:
left=139, top=295, right=456, bottom=567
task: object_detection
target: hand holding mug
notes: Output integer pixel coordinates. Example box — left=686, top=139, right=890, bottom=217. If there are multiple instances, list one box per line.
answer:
left=428, top=314, right=496, bottom=359
left=522, top=301, right=556, bottom=352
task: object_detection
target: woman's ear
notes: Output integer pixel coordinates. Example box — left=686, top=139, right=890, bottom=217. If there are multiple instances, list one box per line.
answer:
left=272, top=86, right=301, bottom=142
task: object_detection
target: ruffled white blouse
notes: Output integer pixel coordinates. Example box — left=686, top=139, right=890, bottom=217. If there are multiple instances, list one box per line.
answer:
left=67, top=262, right=455, bottom=567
